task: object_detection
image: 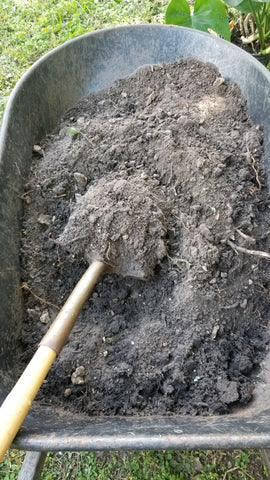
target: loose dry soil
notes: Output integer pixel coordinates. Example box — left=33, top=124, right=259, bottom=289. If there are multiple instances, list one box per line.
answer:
left=20, top=58, right=270, bottom=416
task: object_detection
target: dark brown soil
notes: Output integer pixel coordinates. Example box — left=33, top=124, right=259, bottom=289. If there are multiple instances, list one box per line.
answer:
left=20, top=58, right=270, bottom=416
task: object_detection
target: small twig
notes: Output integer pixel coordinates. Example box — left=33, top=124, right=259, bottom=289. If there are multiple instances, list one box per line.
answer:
left=53, top=233, right=88, bottom=247
left=235, top=228, right=256, bottom=245
left=222, top=466, right=240, bottom=480
left=247, top=148, right=262, bottom=190
left=21, top=282, right=60, bottom=310
left=168, top=255, right=192, bottom=270
left=227, top=240, right=270, bottom=260
left=221, top=301, right=239, bottom=310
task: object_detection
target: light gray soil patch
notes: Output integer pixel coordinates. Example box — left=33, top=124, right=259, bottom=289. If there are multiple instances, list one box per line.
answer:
left=20, top=58, right=270, bottom=416
left=57, top=174, right=167, bottom=279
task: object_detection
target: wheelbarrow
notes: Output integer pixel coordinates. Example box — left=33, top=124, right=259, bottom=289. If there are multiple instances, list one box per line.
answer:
left=1, top=25, right=270, bottom=479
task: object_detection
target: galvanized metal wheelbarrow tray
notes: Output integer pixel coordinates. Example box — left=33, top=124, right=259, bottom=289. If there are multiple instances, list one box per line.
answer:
left=1, top=25, right=270, bottom=456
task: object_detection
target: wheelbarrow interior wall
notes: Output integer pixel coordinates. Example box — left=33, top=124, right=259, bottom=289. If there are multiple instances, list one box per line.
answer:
left=1, top=25, right=270, bottom=451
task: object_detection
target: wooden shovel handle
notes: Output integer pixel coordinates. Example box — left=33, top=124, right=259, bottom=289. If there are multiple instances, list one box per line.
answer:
left=0, top=260, right=106, bottom=461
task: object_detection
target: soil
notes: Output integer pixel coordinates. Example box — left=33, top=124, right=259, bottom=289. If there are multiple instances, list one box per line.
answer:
left=57, top=174, right=168, bottom=280
left=20, top=58, right=270, bottom=416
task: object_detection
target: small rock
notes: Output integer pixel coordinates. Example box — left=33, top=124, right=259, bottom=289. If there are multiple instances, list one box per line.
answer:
left=198, top=126, right=206, bottom=136
left=75, top=193, right=82, bottom=202
left=217, top=377, right=239, bottom=404
left=140, top=172, right=149, bottom=180
left=24, top=195, right=31, bottom=205
left=71, top=366, right=85, bottom=385
left=220, top=272, right=228, bottom=278
left=27, top=308, right=40, bottom=321
left=240, top=299, right=248, bottom=309
left=64, top=388, right=72, bottom=398
left=211, top=324, right=220, bottom=340
left=213, top=77, right=225, bottom=87
left=37, top=214, right=50, bottom=226
left=76, top=116, right=85, bottom=126
left=40, top=310, right=50, bottom=324
left=146, top=91, right=157, bottom=106
left=33, top=144, right=43, bottom=155
left=74, top=172, right=87, bottom=186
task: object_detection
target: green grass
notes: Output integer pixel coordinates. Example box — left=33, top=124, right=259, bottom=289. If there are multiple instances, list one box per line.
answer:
left=0, top=0, right=166, bottom=117
left=0, top=449, right=267, bottom=479
left=0, top=1, right=269, bottom=478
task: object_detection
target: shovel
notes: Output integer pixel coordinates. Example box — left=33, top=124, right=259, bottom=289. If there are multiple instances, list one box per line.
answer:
left=0, top=174, right=167, bottom=460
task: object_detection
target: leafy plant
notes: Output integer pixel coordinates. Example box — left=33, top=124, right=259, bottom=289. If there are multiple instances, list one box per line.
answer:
left=226, top=0, right=270, bottom=54
left=165, top=0, right=231, bottom=40
left=165, top=0, right=270, bottom=61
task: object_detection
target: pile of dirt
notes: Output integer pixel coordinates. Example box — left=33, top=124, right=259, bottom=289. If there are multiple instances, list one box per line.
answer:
left=20, top=58, right=270, bottom=416
left=57, top=174, right=168, bottom=279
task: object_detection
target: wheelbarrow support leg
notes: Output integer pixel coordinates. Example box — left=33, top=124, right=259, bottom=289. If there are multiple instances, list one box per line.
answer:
left=18, top=451, right=47, bottom=480
left=261, top=449, right=270, bottom=479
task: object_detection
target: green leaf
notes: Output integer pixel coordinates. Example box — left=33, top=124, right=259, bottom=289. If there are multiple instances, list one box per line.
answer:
left=224, top=0, right=246, bottom=6
left=165, top=0, right=192, bottom=28
left=193, top=0, right=231, bottom=40
left=66, top=126, right=78, bottom=138
left=166, top=0, right=231, bottom=40
left=224, top=0, right=263, bottom=13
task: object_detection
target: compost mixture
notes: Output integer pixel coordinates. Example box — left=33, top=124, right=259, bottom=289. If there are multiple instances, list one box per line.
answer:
left=20, top=58, right=270, bottom=416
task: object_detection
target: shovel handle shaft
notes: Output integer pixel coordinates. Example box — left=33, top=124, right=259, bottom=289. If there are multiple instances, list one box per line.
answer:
left=0, top=260, right=106, bottom=461
left=40, top=260, right=106, bottom=355
left=0, top=345, right=56, bottom=461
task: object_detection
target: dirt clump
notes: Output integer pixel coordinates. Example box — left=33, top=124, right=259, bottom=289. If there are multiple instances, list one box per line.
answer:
left=57, top=174, right=167, bottom=279
left=20, top=58, right=270, bottom=416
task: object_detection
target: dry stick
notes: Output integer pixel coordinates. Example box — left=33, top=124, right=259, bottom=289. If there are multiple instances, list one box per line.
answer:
left=222, top=466, right=241, bottom=480
left=235, top=228, right=256, bottom=244
left=223, top=465, right=253, bottom=480
left=247, top=147, right=262, bottom=190
left=21, top=282, right=60, bottom=310
left=227, top=240, right=270, bottom=260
